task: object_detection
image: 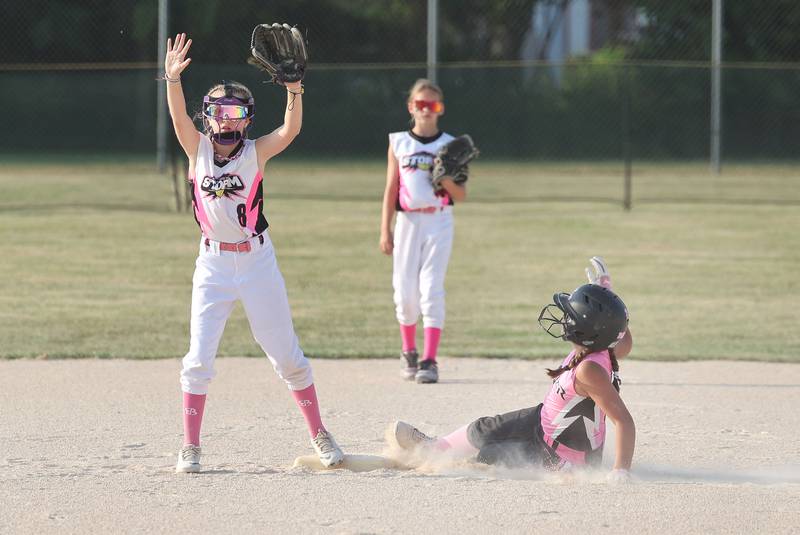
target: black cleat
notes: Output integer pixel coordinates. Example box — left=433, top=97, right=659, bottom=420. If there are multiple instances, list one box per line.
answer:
left=415, top=359, right=438, bottom=384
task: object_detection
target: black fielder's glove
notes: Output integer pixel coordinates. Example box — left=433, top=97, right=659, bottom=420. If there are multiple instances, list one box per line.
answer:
left=249, top=23, right=308, bottom=85
left=431, top=134, right=479, bottom=190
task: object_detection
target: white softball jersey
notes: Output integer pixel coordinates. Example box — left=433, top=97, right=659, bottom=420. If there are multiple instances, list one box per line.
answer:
left=190, top=135, right=269, bottom=244
left=180, top=136, right=312, bottom=395
left=390, top=130, right=456, bottom=329
left=389, top=130, right=454, bottom=211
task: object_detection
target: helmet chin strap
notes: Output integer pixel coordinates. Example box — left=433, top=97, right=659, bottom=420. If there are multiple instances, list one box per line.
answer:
left=212, top=130, right=243, bottom=145
left=205, top=116, right=249, bottom=145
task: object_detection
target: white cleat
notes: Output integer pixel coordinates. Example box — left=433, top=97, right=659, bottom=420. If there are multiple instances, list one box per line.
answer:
left=311, top=429, right=344, bottom=467
left=393, top=420, right=437, bottom=451
left=175, top=444, right=202, bottom=473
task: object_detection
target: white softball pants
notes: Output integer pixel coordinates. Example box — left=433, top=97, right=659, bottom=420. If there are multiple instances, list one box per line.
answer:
left=180, top=232, right=313, bottom=395
left=392, top=207, right=454, bottom=329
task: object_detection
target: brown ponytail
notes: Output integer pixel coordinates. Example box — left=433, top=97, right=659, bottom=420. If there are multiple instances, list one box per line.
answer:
left=546, top=347, right=591, bottom=379
left=546, top=347, right=622, bottom=392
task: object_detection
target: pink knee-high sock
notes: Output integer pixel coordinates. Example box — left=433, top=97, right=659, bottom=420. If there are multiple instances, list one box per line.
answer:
left=400, top=323, right=417, bottom=352
left=435, top=424, right=479, bottom=458
left=423, top=327, right=442, bottom=361
left=182, top=392, right=206, bottom=446
left=292, top=384, right=326, bottom=437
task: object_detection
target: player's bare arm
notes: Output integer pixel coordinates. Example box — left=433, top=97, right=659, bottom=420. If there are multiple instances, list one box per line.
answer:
left=575, top=360, right=635, bottom=470
left=380, top=144, right=399, bottom=255
left=255, top=81, right=303, bottom=165
left=164, top=33, right=201, bottom=159
left=438, top=177, right=467, bottom=202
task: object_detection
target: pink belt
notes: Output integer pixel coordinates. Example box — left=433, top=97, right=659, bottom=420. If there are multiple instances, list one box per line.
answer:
left=204, top=234, right=264, bottom=253
left=406, top=206, right=445, bottom=213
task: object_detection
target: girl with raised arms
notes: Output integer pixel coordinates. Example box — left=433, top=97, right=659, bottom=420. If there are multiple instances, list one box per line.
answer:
left=164, top=32, right=344, bottom=473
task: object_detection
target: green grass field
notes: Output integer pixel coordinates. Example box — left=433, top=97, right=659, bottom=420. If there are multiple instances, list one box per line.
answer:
left=1, top=158, right=798, bottom=361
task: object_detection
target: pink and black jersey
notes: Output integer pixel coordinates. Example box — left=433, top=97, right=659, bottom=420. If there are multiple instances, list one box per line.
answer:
left=389, top=130, right=454, bottom=211
left=190, top=136, right=268, bottom=243
left=540, top=350, right=614, bottom=466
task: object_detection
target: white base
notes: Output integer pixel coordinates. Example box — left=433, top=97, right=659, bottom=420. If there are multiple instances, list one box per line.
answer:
left=292, top=454, right=401, bottom=472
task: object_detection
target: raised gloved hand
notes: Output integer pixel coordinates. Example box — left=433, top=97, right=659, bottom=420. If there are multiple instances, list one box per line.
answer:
left=249, top=23, right=307, bottom=85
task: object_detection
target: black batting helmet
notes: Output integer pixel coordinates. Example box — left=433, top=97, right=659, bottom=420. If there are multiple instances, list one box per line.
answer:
left=538, top=284, right=629, bottom=350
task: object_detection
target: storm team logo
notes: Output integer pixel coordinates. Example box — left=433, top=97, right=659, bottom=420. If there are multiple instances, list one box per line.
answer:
left=401, top=151, right=435, bottom=172
left=200, top=173, right=245, bottom=199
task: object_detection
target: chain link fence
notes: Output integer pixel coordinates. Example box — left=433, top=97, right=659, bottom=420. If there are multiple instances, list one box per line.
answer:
left=2, top=0, right=799, bottom=206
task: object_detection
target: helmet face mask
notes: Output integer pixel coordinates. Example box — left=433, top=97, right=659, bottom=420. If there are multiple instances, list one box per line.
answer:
left=537, top=300, right=569, bottom=340
left=538, top=284, right=628, bottom=350
left=202, top=84, right=255, bottom=145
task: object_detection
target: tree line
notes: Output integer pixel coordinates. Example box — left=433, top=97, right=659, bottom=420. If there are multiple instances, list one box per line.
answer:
left=4, top=0, right=800, bottom=65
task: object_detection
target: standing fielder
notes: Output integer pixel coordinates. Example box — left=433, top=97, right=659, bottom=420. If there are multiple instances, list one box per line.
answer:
left=380, top=78, right=478, bottom=384
left=164, top=29, right=344, bottom=473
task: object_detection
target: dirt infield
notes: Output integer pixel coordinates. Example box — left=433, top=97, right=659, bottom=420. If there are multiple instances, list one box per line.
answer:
left=2, top=358, right=799, bottom=534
